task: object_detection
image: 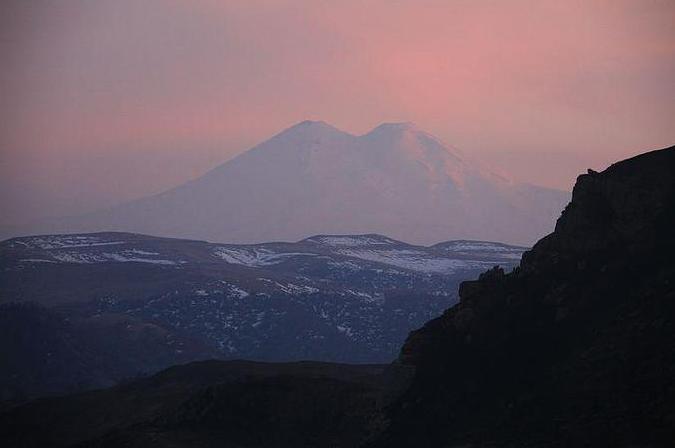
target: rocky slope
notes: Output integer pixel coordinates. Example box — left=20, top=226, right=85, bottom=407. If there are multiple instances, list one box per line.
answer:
left=0, top=232, right=524, bottom=402
left=376, top=145, right=675, bottom=447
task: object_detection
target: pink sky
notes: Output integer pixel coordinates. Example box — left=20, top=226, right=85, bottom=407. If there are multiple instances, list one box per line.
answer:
left=1, top=0, right=674, bottom=226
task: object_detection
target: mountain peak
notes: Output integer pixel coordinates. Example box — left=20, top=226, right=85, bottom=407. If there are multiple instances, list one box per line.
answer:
left=57, top=119, right=570, bottom=246
left=296, top=119, right=331, bottom=128
left=289, top=119, right=342, bottom=133
left=271, top=120, right=351, bottom=142
left=368, top=122, right=420, bottom=134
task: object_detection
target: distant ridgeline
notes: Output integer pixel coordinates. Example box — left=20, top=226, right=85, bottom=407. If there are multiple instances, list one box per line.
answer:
left=35, top=120, right=569, bottom=246
left=0, top=232, right=525, bottom=402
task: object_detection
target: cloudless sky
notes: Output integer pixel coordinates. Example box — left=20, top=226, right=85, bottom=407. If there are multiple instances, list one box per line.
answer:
left=1, top=0, right=674, bottom=227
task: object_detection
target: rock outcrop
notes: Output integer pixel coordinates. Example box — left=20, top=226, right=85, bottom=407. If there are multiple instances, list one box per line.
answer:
left=377, top=146, right=675, bottom=447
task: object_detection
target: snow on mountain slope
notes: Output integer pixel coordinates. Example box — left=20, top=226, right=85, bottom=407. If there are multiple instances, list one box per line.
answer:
left=301, top=234, right=526, bottom=274
left=432, top=240, right=526, bottom=260
left=304, top=234, right=401, bottom=247
left=1, top=231, right=530, bottom=310
left=47, top=121, right=570, bottom=246
left=0, top=231, right=528, bottom=371
left=6, top=234, right=184, bottom=265
left=8, top=234, right=525, bottom=274
left=212, top=247, right=317, bottom=267
left=4, top=232, right=525, bottom=275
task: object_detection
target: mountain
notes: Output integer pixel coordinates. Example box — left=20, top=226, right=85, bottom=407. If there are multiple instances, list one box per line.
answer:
left=0, top=232, right=525, bottom=402
left=1, top=145, right=671, bottom=447
left=46, top=121, right=569, bottom=246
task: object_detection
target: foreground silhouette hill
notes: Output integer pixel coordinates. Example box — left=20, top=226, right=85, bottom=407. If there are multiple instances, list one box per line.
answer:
left=377, top=145, right=675, bottom=447
left=0, top=146, right=673, bottom=447
left=0, top=361, right=389, bottom=447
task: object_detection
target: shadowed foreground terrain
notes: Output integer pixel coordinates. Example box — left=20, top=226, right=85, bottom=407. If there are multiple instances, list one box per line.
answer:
left=1, top=145, right=673, bottom=447
left=376, top=145, right=675, bottom=447
left=0, top=361, right=391, bottom=447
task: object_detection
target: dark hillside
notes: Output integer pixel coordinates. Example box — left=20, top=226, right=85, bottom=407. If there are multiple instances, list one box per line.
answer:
left=376, top=146, right=675, bottom=447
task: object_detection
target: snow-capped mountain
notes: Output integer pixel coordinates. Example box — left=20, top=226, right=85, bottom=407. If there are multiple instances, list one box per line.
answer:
left=0, top=231, right=526, bottom=399
left=51, top=121, right=569, bottom=246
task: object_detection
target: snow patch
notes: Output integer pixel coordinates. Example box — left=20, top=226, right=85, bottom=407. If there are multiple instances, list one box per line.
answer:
left=336, top=324, right=354, bottom=338
left=48, top=251, right=177, bottom=265
left=126, top=249, right=160, bottom=256
left=439, top=241, right=526, bottom=253
left=307, top=235, right=397, bottom=247
left=256, top=278, right=319, bottom=295
left=51, top=252, right=108, bottom=264
left=337, top=248, right=493, bottom=274
left=229, top=285, right=250, bottom=299
left=214, top=247, right=316, bottom=267
left=219, top=281, right=250, bottom=299
left=21, top=235, right=125, bottom=250
left=102, top=253, right=176, bottom=265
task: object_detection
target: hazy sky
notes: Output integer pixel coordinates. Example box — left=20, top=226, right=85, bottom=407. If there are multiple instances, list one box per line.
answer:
left=2, top=0, right=674, bottom=226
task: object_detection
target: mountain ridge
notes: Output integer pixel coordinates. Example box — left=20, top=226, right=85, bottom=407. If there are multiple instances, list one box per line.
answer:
left=36, top=121, right=569, bottom=246
left=0, top=230, right=525, bottom=402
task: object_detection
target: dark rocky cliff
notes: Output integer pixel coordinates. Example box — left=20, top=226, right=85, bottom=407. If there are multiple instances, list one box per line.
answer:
left=376, top=146, right=675, bottom=447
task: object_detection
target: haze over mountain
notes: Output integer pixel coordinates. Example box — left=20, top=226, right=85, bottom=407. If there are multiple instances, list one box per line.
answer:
left=46, top=121, right=569, bottom=246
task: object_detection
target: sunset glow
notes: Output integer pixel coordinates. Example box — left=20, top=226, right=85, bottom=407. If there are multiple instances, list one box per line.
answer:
left=2, top=0, right=674, bottom=227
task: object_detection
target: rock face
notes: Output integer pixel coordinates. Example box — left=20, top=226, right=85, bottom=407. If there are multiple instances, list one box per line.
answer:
left=378, top=146, right=675, bottom=447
